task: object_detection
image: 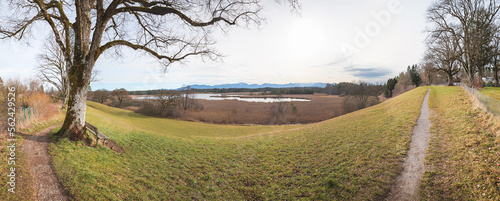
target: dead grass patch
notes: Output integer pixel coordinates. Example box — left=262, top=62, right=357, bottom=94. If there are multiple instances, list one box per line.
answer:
left=181, top=94, right=344, bottom=125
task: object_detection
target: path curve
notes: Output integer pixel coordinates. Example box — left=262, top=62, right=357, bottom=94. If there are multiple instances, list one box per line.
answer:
left=386, top=88, right=432, bottom=201
left=23, top=125, right=68, bottom=201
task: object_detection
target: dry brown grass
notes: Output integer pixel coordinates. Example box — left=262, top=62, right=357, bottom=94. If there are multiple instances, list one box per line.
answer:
left=179, top=94, right=344, bottom=125
left=18, top=92, right=60, bottom=129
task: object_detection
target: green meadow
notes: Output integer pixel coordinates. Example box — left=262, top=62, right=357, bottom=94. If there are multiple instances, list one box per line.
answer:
left=422, top=86, right=500, bottom=200
left=481, top=87, right=500, bottom=101
left=2, top=87, right=496, bottom=200
left=48, top=87, right=428, bottom=200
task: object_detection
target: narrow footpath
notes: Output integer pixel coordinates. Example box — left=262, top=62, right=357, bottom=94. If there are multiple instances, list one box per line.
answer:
left=23, top=125, right=68, bottom=201
left=386, top=88, right=432, bottom=201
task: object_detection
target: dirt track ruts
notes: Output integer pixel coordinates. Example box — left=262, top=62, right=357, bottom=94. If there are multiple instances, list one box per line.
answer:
left=386, top=88, right=432, bottom=201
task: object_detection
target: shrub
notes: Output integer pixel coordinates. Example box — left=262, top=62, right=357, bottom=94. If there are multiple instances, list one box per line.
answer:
left=291, top=104, right=298, bottom=114
left=1, top=78, right=59, bottom=129
left=193, top=102, right=204, bottom=112
left=136, top=100, right=162, bottom=117
left=136, top=100, right=181, bottom=118
left=269, top=102, right=287, bottom=124
left=92, top=89, right=112, bottom=103
left=343, top=96, right=364, bottom=114
left=26, top=93, right=59, bottom=119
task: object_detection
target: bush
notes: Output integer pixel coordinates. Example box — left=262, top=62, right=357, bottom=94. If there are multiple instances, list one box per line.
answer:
left=193, top=102, right=204, bottom=112
left=92, top=89, right=112, bottom=103
left=136, top=101, right=161, bottom=116
left=291, top=104, right=298, bottom=114
left=269, top=102, right=287, bottom=124
left=26, top=93, right=59, bottom=119
left=485, top=81, right=495, bottom=87
left=343, top=96, right=364, bottom=114
left=108, top=97, right=132, bottom=108
left=1, top=78, right=59, bottom=129
left=136, top=100, right=181, bottom=118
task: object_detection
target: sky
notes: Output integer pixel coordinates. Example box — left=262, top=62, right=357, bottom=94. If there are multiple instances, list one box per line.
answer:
left=0, top=0, right=435, bottom=91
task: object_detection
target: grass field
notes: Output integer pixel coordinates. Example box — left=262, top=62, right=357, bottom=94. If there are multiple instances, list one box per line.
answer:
left=421, top=86, right=500, bottom=200
left=183, top=94, right=344, bottom=124
left=0, top=112, right=64, bottom=201
left=129, top=94, right=345, bottom=125
left=481, top=87, right=500, bottom=100
left=48, top=87, right=427, bottom=200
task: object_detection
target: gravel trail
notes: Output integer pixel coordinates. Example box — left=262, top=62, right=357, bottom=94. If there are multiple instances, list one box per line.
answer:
left=386, top=88, right=432, bottom=201
left=23, top=125, right=68, bottom=201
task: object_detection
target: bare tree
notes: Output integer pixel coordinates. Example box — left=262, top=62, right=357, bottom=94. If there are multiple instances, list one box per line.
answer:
left=112, top=88, right=130, bottom=107
left=37, top=38, right=100, bottom=108
left=37, top=39, right=70, bottom=108
left=347, top=81, right=382, bottom=108
left=179, top=85, right=197, bottom=111
left=425, top=31, right=461, bottom=86
left=426, top=0, right=500, bottom=88
left=491, top=34, right=500, bottom=86
left=1, top=0, right=300, bottom=140
left=92, top=89, right=112, bottom=104
left=156, top=89, right=181, bottom=117
left=419, top=62, right=436, bottom=86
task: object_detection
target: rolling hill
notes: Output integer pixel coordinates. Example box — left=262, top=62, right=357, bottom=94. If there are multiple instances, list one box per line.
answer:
left=47, top=87, right=429, bottom=200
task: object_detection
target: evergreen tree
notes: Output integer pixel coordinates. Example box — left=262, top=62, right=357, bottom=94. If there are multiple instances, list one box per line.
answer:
left=408, top=65, right=422, bottom=87
left=385, top=77, right=398, bottom=98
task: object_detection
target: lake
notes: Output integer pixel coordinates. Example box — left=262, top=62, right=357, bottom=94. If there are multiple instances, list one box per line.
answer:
left=134, top=94, right=310, bottom=103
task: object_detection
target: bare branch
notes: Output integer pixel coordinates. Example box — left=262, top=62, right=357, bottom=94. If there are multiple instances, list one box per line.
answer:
left=98, top=39, right=212, bottom=63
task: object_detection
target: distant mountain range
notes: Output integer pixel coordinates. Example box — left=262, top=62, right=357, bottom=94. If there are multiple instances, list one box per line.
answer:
left=188, top=83, right=329, bottom=89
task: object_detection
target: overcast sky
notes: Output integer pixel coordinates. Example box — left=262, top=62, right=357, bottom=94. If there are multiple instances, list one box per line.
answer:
left=0, top=0, right=434, bottom=90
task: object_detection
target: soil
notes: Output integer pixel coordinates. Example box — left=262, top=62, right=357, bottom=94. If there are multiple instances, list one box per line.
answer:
left=22, top=126, right=68, bottom=201
left=386, top=88, right=432, bottom=201
left=103, top=139, right=124, bottom=153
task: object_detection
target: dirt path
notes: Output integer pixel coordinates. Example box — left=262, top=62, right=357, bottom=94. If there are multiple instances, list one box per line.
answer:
left=22, top=125, right=68, bottom=201
left=386, top=88, right=432, bottom=201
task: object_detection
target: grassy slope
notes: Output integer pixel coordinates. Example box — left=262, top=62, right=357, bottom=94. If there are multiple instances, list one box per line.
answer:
left=481, top=87, right=500, bottom=100
left=49, top=87, right=427, bottom=200
left=421, top=86, right=500, bottom=200
left=0, top=113, right=64, bottom=201
left=0, top=135, right=34, bottom=201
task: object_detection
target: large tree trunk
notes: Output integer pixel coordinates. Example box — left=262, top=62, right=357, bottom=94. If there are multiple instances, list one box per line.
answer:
left=446, top=71, right=454, bottom=86
left=495, top=69, right=500, bottom=87
left=56, top=75, right=90, bottom=140
left=494, top=61, right=500, bottom=87
left=427, top=72, right=432, bottom=86
left=477, top=67, right=484, bottom=88
left=56, top=0, right=93, bottom=141
left=56, top=62, right=93, bottom=140
left=466, top=62, right=474, bottom=88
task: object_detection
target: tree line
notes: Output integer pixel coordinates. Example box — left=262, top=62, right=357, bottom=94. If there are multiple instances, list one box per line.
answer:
left=90, top=86, right=202, bottom=118
left=424, top=0, right=500, bottom=87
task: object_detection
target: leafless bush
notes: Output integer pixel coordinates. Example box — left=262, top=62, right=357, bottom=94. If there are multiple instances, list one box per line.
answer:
left=112, top=88, right=131, bottom=108
left=136, top=100, right=162, bottom=117
left=92, top=89, right=112, bottom=103
left=193, top=102, right=204, bottom=112
left=136, top=91, right=182, bottom=118
left=26, top=93, right=58, bottom=119
left=0, top=85, right=6, bottom=132
left=269, top=102, right=288, bottom=124
left=1, top=78, right=59, bottom=129
left=343, top=96, right=364, bottom=114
